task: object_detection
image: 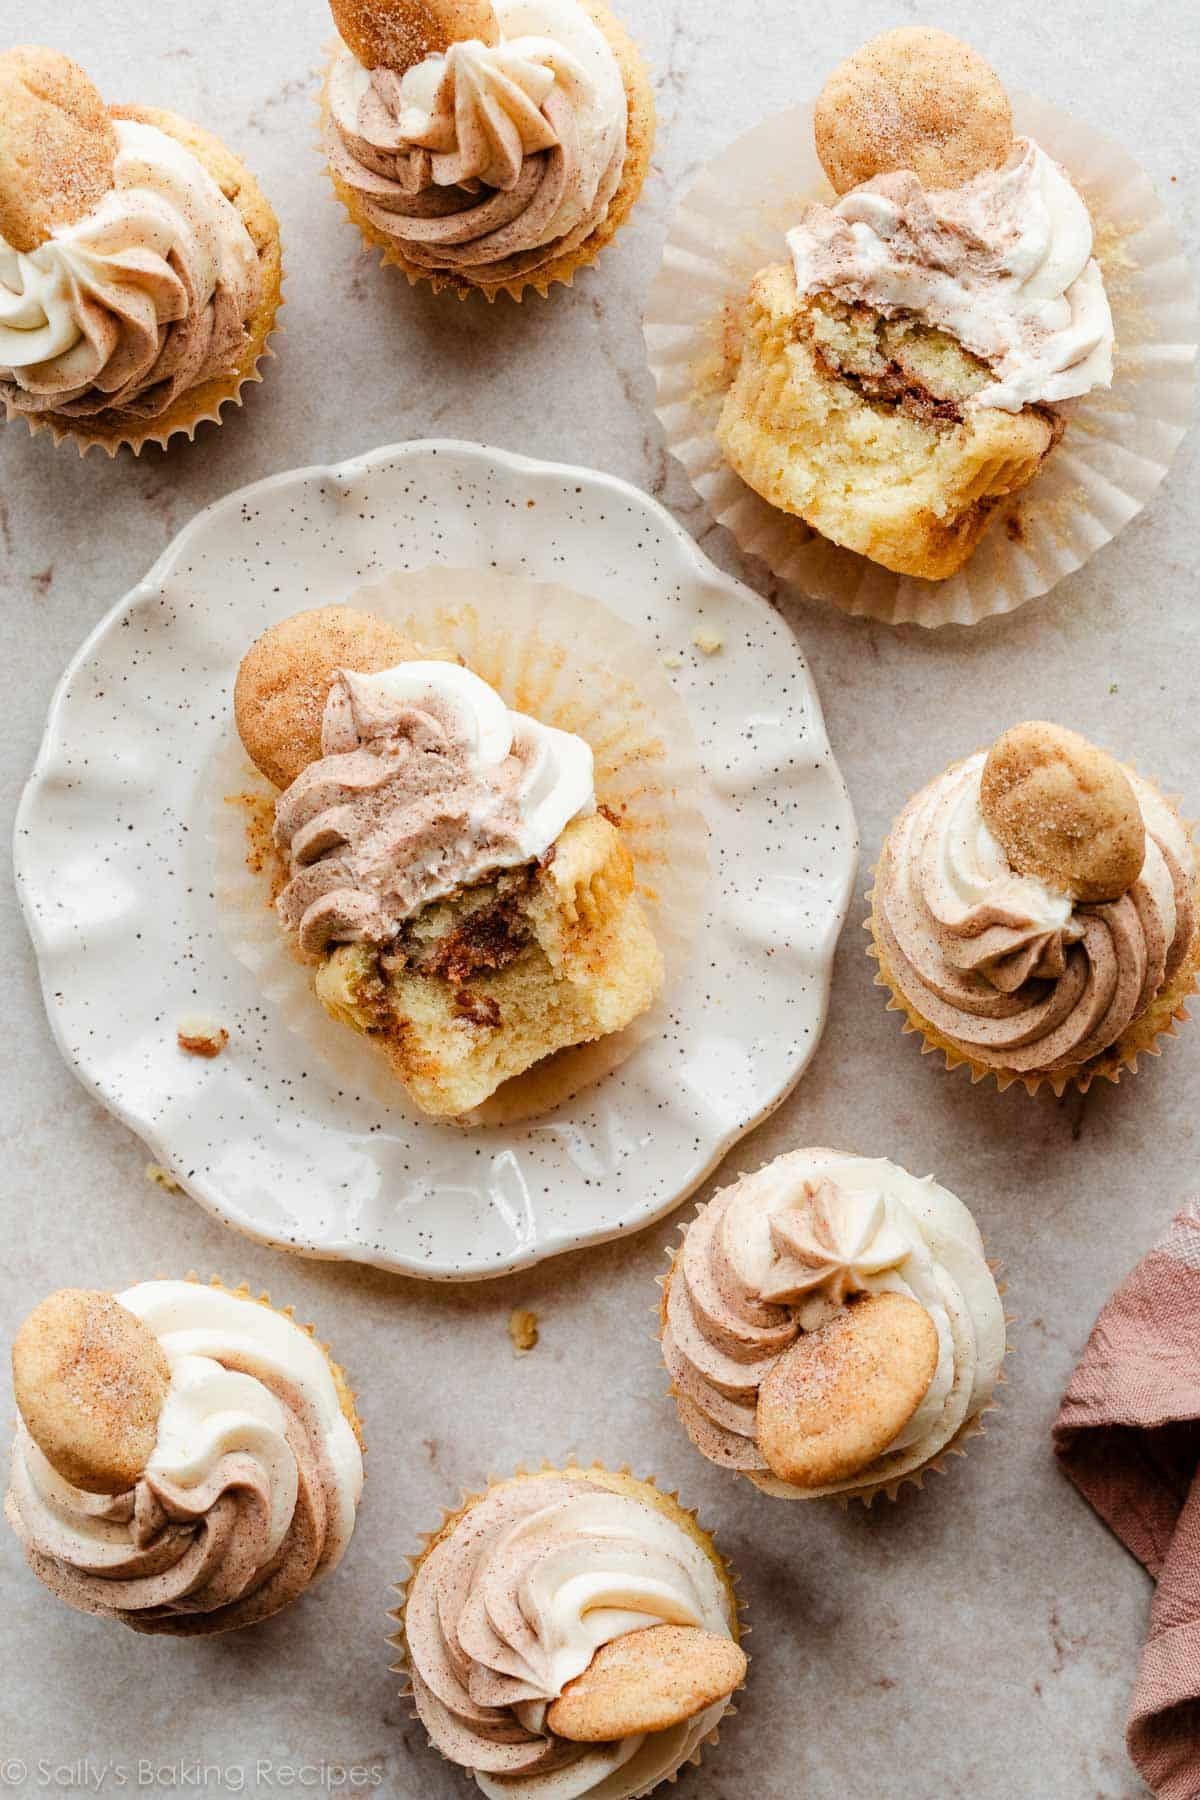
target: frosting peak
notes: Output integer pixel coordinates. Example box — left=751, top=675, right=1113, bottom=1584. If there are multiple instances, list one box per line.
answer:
left=788, top=136, right=1115, bottom=412
left=761, top=1180, right=912, bottom=1306
left=274, top=660, right=595, bottom=955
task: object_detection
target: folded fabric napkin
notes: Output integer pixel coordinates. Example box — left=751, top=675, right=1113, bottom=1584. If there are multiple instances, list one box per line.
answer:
left=1053, top=1203, right=1200, bottom=1800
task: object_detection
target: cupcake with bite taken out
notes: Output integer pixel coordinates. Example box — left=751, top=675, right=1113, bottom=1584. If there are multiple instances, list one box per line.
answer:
left=5, top=1281, right=363, bottom=1633
left=320, top=0, right=655, bottom=299
left=394, top=1465, right=744, bottom=1796
left=661, top=1149, right=1006, bottom=1503
left=0, top=45, right=281, bottom=454
left=871, top=723, right=1200, bottom=1093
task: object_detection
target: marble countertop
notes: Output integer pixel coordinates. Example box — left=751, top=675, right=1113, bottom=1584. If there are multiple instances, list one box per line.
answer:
left=2, top=2, right=1198, bottom=1795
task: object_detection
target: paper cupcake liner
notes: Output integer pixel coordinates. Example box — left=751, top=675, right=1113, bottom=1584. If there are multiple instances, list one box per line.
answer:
left=188, top=1272, right=365, bottom=1449
left=2, top=108, right=283, bottom=458
left=645, top=93, right=1198, bottom=627
left=390, top=1463, right=744, bottom=1787
left=208, top=566, right=709, bottom=1126
left=657, top=1209, right=1009, bottom=1509
left=318, top=0, right=656, bottom=305
left=865, top=774, right=1200, bottom=1097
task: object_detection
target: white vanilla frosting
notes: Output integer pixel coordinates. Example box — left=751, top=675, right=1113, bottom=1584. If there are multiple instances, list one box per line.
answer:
left=6, top=1283, right=363, bottom=1632
left=404, top=1474, right=737, bottom=1800
left=788, top=137, right=1114, bottom=412
left=663, top=1151, right=1006, bottom=1499
left=877, top=757, right=1196, bottom=1072
left=0, top=119, right=260, bottom=420
left=326, top=0, right=627, bottom=280
left=275, top=661, right=596, bottom=954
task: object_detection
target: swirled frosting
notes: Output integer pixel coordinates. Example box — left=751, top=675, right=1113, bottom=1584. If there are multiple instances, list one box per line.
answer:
left=0, top=118, right=261, bottom=423
left=876, top=755, right=1196, bottom=1074
left=5, top=1283, right=363, bottom=1634
left=788, top=137, right=1114, bottom=412
left=663, top=1151, right=1006, bottom=1498
left=326, top=0, right=628, bottom=283
left=404, top=1473, right=737, bottom=1799
left=275, top=661, right=595, bottom=955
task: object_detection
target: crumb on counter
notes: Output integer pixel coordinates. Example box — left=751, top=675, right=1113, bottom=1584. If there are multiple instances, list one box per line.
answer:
left=177, top=1016, right=229, bottom=1058
left=692, top=628, right=724, bottom=656
left=662, top=653, right=684, bottom=671
left=508, top=1308, right=539, bottom=1356
left=145, top=1164, right=184, bottom=1194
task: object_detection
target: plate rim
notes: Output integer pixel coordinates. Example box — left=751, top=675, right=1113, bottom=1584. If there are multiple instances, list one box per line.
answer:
left=13, top=437, right=859, bottom=1281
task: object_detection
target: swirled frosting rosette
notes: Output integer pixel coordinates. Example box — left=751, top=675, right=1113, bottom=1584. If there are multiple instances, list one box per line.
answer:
left=5, top=1281, right=364, bottom=1634
left=394, top=1466, right=745, bottom=1799
left=871, top=723, right=1200, bottom=1093
left=661, top=1149, right=1006, bottom=1503
left=0, top=48, right=280, bottom=454
left=321, top=0, right=655, bottom=298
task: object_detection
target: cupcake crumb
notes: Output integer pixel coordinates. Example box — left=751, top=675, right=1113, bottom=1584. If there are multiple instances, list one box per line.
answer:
left=145, top=1164, right=184, bottom=1195
left=692, top=628, right=724, bottom=656
left=508, top=1309, right=539, bottom=1356
left=177, top=1016, right=229, bottom=1058
left=663, top=653, right=684, bottom=671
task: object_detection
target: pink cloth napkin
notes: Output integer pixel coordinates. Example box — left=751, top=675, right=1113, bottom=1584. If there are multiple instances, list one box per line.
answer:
left=1053, top=1203, right=1200, bottom=1799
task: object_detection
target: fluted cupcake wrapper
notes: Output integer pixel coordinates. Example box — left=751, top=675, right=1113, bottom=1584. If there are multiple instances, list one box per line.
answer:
left=390, top=1463, right=745, bottom=1791
left=3, top=108, right=282, bottom=458
left=644, top=93, right=1198, bottom=627
left=865, top=770, right=1200, bottom=1098
left=318, top=0, right=656, bottom=304
left=207, top=564, right=709, bottom=1126
left=655, top=1208, right=1011, bottom=1509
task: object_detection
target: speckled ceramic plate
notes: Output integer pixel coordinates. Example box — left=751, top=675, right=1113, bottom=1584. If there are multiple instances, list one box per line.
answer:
left=15, top=441, right=857, bottom=1280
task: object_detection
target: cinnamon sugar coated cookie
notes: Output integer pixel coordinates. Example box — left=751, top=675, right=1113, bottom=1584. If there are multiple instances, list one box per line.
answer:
left=814, top=27, right=1013, bottom=194
left=329, top=0, right=499, bottom=69
left=0, top=46, right=117, bottom=252
left=546, top=1625, right=747, bottom=1742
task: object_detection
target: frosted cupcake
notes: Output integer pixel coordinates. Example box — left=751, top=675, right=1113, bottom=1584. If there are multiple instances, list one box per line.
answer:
left=5, top=1282, right=364, bottom=1634
left=871, top=722, right=1200, bottom=1092
left=234, top=606, right=663, bottom=1117
left=662, top=1149, right=1006, bottom=1502
left=396, top=1466, right=745, bottom=1796
left=0, top=46, right=281, bottom=454
left=321, top=0, right=655, bottom=299
left=716, top=29, right=1114, bottom=580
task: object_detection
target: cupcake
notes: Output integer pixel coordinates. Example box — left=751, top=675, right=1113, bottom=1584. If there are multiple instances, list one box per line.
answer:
left=661, top=1149, right=1006, bottom=1503
left=871, top=722, right=1200, bottom=1093
left=715, top=28, right=1114, bottom=580
left=5, top=1281, right=364, bottom=1633
left=320, top=0, right=655, bottom=300
left=395, top=1466, right=745, bottom=1796
left=233, top=605, right=664, bottom=1117
left=0, top=45, right=281, bottom=454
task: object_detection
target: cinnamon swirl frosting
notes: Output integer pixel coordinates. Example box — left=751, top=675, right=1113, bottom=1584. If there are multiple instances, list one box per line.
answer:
left=5, top=1283, right=363, bottom=1634
left=875, top=754, right=1196, bottom=1075
left=325, top=0, right=628, bottom=283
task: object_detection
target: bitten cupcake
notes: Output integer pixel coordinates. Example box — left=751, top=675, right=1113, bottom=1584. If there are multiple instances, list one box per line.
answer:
left=662, top=1149, right=1006, bottom=1503
left=5, top=1281, right=364, bottom=1633
left=395, top=1466, right=745, bottom=1797
left=871, top=722, right=1200, bottom=1092
left=320, top=0, right=655, bottom=299
left=715, top=29, right=1114, bottom=580
left=234, top=605, right=663, bottom=1117
left=0, top=45, right=281, bottom=453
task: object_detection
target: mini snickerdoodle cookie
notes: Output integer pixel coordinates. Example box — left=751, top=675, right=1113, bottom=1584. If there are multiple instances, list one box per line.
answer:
left=661, top=1149, right=1006, bottom=1503
left=0, top=45, right=280, bottom=454
left=6, top=1280, right=364, bottom=1634
left=394, top=1466, right=744, bottom=1795
left=872, top=723, right=1200, bottom=1093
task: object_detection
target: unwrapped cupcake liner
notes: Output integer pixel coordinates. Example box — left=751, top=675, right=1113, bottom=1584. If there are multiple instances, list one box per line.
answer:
left=645, top=94, right=1198, bottom=628
left=208, top=566, right=709, bottom=1126
left=865, top=774, right=1200, bottom=1096
left=657, top=1214, right=1009, bottom=1508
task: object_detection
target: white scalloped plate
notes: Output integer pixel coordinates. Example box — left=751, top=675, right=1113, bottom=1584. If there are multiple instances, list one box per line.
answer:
left=14, top=441, right=857, bottom=1280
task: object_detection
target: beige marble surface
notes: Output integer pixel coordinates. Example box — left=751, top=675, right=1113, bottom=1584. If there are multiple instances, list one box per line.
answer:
left=2, top=0, right=1198, bottom=1794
